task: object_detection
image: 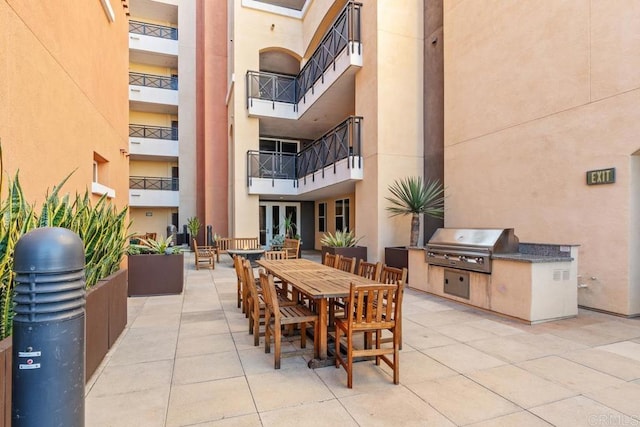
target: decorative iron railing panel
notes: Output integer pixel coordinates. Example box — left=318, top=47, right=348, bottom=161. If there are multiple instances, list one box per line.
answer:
left=129, top=124, right=178, bottom=140
left=247, top=116, right=362, bottom=185
left=129, top=20, right=178, bottom=40
left=246, top=1, right=361, bottom=106
left=246, top=71, right=297, bottom=106
left=129, top=176, right=179, bottom=191
left=129, top=72, right=178, bottom=90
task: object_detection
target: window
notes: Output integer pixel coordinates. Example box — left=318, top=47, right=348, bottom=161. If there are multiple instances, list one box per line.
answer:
left=335, top=199, right=350, bottom=231
left=93, top=161, right=99, bottom=183
left=318, top=202, right=326, bottom=232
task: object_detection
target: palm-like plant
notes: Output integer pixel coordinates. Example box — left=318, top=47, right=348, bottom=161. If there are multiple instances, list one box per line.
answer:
left=386, top=176, right=445, bottom=247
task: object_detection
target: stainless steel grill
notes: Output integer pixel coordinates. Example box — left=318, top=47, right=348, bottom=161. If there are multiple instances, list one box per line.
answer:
left=426, top=228, right=519, bottom=273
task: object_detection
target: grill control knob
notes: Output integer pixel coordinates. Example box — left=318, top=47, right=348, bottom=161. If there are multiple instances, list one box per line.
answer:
left=477, top=258, right=484, bottom=264
left=443, top=254, right=449, bottom=259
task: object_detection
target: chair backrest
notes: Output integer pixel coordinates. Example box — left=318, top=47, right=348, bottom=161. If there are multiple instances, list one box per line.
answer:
left=283, top=238, right=300, bottom=259
left=357, top=260, right=382, bottom=281
left=336, top=255, right=356, bottom=274
left=380, top=265, right=407, bottom=286
left=242, top=259, right=260, bottom=302
left=263, top=250, right=287, bottom=260
left=259, top=271, right=279, bottom=317
left=346, top=282, right=400, bottom=329
left=233, top=255, right=245, bottom=280
left=323, top=252, right=339, bottom=268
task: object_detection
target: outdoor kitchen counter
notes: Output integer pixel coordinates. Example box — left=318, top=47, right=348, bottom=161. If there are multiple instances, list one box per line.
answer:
left=408, top=244, right=579, bottom=324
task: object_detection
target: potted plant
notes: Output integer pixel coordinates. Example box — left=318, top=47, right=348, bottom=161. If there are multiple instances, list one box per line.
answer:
left=384, top=176, right=445, bottom=273
left=320, top=229, right=367, bottom=270
left=186, top=216, right=201, bottom=249
left=0, top=164, right=130, bottom=386
left=127, top=236, right=184, bottom=296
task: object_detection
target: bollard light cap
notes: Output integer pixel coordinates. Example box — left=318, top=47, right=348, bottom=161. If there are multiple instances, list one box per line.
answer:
left=14, top=227, right=85, bottom=273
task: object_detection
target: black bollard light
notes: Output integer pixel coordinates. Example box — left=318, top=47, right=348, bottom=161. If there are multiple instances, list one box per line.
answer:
left=12, top=227, right=86, bottom=427
left=206, top=225, right=213, bottom=246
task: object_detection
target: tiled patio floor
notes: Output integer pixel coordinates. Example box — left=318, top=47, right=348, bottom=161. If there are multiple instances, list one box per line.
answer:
left=85, top=251, right=640, bottom=426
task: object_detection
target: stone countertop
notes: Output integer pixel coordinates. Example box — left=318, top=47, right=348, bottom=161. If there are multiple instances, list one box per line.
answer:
left=491, top=252, right=573, bottom=263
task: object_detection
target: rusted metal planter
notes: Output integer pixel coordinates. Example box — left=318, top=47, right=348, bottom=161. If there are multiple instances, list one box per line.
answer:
left=0, top=336, right=11, bottom=427
left=85, top=269, right=128, bottom=379
left=127, top=253, right=184, bottom=296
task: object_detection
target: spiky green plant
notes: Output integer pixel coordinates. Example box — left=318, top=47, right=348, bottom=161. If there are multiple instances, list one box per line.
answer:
left=386, top=176, right=445, bottom=247
left=0, top=159, right=130, bottom=339
left=320, top=229, right=362, bottom=248
left=0, top=174, right=37, bottom=340
left=186, top=216, right=201, bottom=239
left=128, top=236, right=181, bottom=255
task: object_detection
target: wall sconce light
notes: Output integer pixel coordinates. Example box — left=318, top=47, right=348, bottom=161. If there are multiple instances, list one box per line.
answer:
left=270, top=24, right=275, bottom=31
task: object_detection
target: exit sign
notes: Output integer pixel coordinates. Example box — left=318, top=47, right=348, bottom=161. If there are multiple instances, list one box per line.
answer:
left=586, top=168, right=615, bottom=185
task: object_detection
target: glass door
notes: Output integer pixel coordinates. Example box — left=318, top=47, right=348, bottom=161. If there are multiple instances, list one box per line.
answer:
left=259, top=201, right=300, bottom=247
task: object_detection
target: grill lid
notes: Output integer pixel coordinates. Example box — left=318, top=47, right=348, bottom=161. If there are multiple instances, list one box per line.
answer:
left=427, top=228, right=519, bottom=253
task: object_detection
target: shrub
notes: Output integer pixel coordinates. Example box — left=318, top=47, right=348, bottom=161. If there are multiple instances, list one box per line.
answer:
left=0, top=168, right=129, bottom=340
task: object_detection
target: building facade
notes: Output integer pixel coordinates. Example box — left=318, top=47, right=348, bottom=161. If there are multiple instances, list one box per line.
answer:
left=15, top=0, right=629, bottom=317
left=1, top=0, right=130, bottom=208
left=442, top=1, right=640, bottom=316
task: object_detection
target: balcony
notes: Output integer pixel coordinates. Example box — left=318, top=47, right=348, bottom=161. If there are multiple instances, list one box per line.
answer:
left=247, top=116, right=363, bottom=196
left=129, top=176, right=179, bottom=207
left=246, top=1, right=362, bottom=121
left=129, top=21, right=179, bottom=68
left=129, top=124, right=179, bottom=160
left=129, top=72, right=178, bottom=114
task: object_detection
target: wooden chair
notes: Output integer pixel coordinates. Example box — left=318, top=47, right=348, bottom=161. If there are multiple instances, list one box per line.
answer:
left=260, top=272, right=319, bottom=369
left=357, top=260, right=382, bottom=281
left=335, top=255, right=356, bottom=273
left=243, top=259, right=266, bottom=346
left=378, top=265, right=407, bottom=349
left=193, top=239, right=215, bottom=270
left=335, top=282, right=401, bottom=388
left=323, top=252, right=339, bottom=268
left=263, top=250, right=287, bottom=260
left=283, top=238, right=300, bottom=259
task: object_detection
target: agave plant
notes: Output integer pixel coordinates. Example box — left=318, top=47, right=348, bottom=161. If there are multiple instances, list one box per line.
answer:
left=128, top=236, right=181, bottom=255
left=386, top=176, right=445, bottom=247
left=0, top=149, right=130, bottom=340
left=320, top=229, right=362, bottom=248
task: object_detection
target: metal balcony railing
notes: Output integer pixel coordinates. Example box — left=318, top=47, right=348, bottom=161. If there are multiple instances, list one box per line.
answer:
left=296, top=1, right=361, bottom=102
left=130, top=176, right=179, bottom=191
left=247, top=116, right=363, bottom=184
left=297, top=116, right=362, bottom=178
left=129, top=20, right=178, bottom=40
left=246, top=1, right=362, bottom=107
left=129, top=124, right=178, bottom=140
left=129, top=72, right=178, bottom=90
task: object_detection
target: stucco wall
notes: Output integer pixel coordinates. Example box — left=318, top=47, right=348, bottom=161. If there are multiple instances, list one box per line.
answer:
left=1, top=0, right=129, bottom=208
left=443, top=0, right=640, bottom=315
left=355, top=0, right=425, bottom=262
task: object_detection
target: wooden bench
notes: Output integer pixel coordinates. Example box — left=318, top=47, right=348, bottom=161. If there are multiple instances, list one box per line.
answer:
left=193, top=239, right=216, bottom=270
left=215, top=237, right=260, bottom=262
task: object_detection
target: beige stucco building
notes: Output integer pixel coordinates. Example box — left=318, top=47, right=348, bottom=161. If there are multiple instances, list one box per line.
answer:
left=0, top=0, right=130, bottom=207
left=4, top=0, right=639, bottom=317
left=442, top=1, right=640, bottom=316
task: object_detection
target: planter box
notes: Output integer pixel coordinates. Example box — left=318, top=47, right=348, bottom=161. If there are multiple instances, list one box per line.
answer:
left=0, top=336, right=11, bottom=427
left=321, top=246, right=367, bottom=272
left=128, top=253, right=184, bottom=296
left=86, top=268, right=129, bottom=380
left=86, top=280, right=109, bottom=380
left=385, top=246, right=410, bottom=281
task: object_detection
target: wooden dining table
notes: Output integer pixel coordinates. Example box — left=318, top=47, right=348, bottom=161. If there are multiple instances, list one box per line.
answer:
left=256, top=258, right=378, bottom=367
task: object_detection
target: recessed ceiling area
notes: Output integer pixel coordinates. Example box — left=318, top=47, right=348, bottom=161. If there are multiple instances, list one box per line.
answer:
left=253, top=0, right=308, bottom=11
